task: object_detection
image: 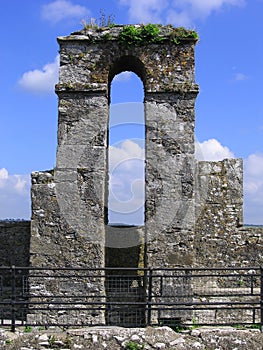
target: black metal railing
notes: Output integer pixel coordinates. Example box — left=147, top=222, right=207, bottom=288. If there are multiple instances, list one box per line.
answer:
left=0, top=266, right=262, bottom=332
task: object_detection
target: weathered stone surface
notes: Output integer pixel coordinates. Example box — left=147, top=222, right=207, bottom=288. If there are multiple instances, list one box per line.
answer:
left=0, top=326, right=263, bottom=350
left=27, top=24, right=200, bottom=325
left=57, top=25, right=198, bottom=94
left=29, top=170, right=105, bottom=324
left=195, top=158, right=263, bottom=267
left=0, top=221, right=30, bottom=266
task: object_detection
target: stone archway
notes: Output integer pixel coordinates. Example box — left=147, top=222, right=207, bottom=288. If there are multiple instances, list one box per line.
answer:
left=30, top=24, right=199, bottom=325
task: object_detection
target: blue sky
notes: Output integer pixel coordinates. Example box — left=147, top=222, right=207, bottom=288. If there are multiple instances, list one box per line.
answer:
left=0, top=0, right=263, bottom=224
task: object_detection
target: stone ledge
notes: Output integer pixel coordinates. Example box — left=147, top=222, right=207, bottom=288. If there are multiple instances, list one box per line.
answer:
left=58, top=24, right=198, bottom=45
left=1, top=326, right=262, bottom=350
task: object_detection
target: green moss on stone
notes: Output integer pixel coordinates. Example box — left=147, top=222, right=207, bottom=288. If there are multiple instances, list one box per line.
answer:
left=119, top=24, right=198, bottom=46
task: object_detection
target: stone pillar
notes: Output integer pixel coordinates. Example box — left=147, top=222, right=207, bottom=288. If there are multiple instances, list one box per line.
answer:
left=144, top=89, right=198, bottom=324
left=145, top=90, right=198, bottom=268
left=29, top=32, right=110, bottom=325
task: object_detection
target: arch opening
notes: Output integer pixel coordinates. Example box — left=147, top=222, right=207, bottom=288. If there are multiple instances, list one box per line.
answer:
left=108, top=56, right=146, bottom=104
left=105, top=66, right=146, bottom=326
left=107, top=68, right=145, bottom=226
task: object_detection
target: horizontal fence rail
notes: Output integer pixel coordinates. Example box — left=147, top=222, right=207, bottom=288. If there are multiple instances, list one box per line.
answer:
left=0, top=266, right=262, bottom=332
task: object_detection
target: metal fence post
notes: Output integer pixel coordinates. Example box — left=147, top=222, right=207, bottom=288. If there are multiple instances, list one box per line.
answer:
left=147, top=268, right=153, bottom=326
left=11, top=265, right=16, bottom=332
left=260, top=267, right=263, bottom=333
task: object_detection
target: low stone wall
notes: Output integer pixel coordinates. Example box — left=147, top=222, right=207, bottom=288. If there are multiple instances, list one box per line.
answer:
left=0, top=326, right=263, bottom=349
left=0, top=220, right=30, bottom=267
left=195, top=159, right=263, bottom=267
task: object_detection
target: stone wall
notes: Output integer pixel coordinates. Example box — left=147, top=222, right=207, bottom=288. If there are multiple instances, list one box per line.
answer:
left=0, top=221, right=31, bottom=320
left=29, top=171, right=105, bottom=325
left=105, top=225, right=145, bottom=270
left=1, top=326, right=263, bottom=350
left=195, top=158, right=263, bottom=267
left=31, top=171, right=104, bottom=268
left=0, top=220, right=30, bottom=267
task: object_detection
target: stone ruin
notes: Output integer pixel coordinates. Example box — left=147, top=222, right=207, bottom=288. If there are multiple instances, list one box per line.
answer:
left=29, top=24, right=263, bottom=270
left=0, top=24, right=262, bottom=326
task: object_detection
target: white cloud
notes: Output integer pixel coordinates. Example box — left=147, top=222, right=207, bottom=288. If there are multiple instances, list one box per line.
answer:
left=119, top=0, right=168, bottom=23
left=166, top=9, right=192, bottom=27
left=234, top=72, right=248, bottom=81
left=0, top=168, right=31, bottom=219
left=195, top=138, right=235, bottom=161
left=14, top=175, right=29, bottom=193
left=18, top=55, right=59, bottom=94
left=112, top=72, right=133, bottom=83
left=109, top=139, right=144, bottom=171
left=244, top=153, right=263, bottom=224
left=119, top=0, right=245, bottom=25
left=42, top=0, right=90, bottom=24
left=244, top=153, right=263, bottom=178
left=174, top=0, right=245, bottom=18
left=0, top=168, right=8, bottom=181
left=109, top=140, right=145, bottom=224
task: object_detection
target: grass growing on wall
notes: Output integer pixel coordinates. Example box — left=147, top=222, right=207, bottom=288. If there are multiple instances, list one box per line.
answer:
left=119, top=24, right=198, bottom=46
